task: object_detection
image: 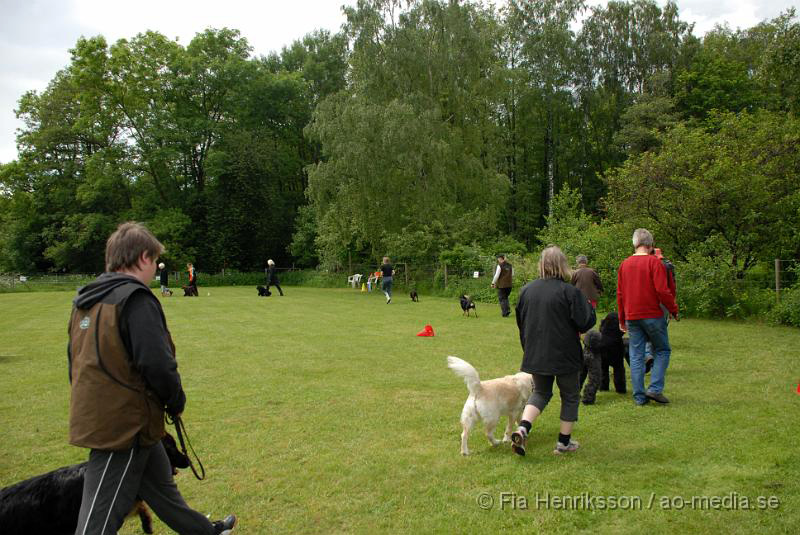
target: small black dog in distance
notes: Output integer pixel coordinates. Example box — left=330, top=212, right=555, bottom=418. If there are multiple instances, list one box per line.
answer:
left=460, top=295, right=477, bottom=317
left=0, top=433, right=190, bottom=535
left=410, top=290, right=419, bottom=302
left=257, top=285, right=271, bottom=297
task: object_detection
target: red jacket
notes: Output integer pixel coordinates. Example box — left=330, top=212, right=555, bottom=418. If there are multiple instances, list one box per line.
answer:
left=617, top=254, right=678, bottom=327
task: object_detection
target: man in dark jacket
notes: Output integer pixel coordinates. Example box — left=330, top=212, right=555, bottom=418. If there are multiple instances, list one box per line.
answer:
left=266, top=259, right=283, bottom=296
left=571, top=255, right=603, bottom=308
left=68, top=222, right=236, bottom=535
left=159, top=262, right=173, bottom=296
left=510, top=246, right=596, bottom=457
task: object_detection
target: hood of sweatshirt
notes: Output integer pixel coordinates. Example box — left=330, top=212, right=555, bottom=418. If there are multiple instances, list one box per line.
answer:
left=74, top=272, right=148, bottom=310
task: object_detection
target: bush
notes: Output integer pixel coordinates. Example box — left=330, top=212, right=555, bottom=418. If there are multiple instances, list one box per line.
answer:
left=676, top=253, right=775, bottom=318
left=767, top=286, right=800, bottom=327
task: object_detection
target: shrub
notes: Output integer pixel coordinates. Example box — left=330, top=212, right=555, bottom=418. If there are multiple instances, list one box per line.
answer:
left=767, top=286, right=800, bottom=327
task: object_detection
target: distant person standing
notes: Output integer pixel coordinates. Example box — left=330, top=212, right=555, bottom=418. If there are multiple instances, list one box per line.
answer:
left=158, top=262, right=173, bottom=296
left=186, top=263, right=198, bottom=297
left=380, top=256, right=394, bottom=304
left=570, top=255, right=603, bottom=308
left=617, top=229, right=679, bottom=406
left=491, top=254, right=513, bottom=317
left=266, top=259, right=283, bottom=296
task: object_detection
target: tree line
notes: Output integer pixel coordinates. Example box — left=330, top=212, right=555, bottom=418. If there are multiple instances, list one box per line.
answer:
left=1, top=0, right=798, bottom=281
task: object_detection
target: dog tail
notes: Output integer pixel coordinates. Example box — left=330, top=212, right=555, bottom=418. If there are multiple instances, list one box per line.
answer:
left=447, top=356, right=482, bottom=396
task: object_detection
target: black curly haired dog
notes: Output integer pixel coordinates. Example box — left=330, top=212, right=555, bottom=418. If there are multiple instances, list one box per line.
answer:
left=0, top=433, right=189, bottom=535
left=410, top=290, right=419, bottom=302
left=257, top=285, right=271, bottom=297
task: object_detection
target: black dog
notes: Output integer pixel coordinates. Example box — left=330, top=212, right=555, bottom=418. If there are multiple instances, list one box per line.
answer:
left=410, top=290, right=419, bottom=302
left=257, top=285, right=271, bottom=297
left=0, top=433, right=190, bottom=535
left=459, top=295, right=477, bottom=317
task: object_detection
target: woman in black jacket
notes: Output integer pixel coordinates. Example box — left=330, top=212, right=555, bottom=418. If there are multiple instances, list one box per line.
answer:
left=511, top=246, right=596, bottom=456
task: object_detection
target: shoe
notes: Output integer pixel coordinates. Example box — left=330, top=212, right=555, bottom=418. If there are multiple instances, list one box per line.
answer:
left=212, top=514, right=237, bottom=535
left=553, top=439, right=580, bottom=454
left=645, top=391, right=670, bottom=404
left=645, top=357, right=654, bottom=374
left=581, top=399, right=595, bottom=405
left=387, top=297, right=391, bottom=304
left=634, top=398, right=649, bottom=406
left=510, top=427, right=527, bottom=456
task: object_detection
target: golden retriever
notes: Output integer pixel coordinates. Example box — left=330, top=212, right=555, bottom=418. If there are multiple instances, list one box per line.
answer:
left=447, top=356, right=533, bottom=455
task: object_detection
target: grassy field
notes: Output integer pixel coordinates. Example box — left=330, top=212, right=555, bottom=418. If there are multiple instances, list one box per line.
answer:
left=1, top=286, right=798, bottom=534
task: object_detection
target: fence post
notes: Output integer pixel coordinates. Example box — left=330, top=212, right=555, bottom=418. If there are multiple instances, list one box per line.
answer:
left=775, top=258, right=781, bottom=303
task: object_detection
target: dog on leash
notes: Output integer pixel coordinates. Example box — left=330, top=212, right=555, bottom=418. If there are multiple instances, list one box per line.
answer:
left=447, top=356, right=533, bottom=455
left=410, top=290, right=419, bottom=302
left=459, top=295, right=477, bottom=317
left=0, top=433, right=190, bottom=535
left=257, top=285, right=271, bottom=297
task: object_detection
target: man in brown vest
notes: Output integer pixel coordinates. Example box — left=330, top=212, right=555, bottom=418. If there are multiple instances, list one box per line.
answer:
left=68, top=222, right=236, bottom=535
left=491, top=254, right=514, bottom=317
left=570, top=255, right=603, bottom=308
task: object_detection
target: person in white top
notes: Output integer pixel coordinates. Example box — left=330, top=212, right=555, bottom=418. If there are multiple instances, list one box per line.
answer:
left=491, top=254, right=514, bottom=317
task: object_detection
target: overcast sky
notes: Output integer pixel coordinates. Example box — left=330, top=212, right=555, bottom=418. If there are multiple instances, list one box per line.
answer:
left=0, top=0, right=796, bottom=163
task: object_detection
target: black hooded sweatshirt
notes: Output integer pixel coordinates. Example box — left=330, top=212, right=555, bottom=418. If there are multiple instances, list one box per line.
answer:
left=70, top=273, right=185, bottom=416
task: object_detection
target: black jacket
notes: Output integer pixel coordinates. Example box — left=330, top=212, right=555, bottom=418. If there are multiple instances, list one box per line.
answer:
left=159, top=269, right=168, bottom=286
left=267, top=266, right=279, bottom=284
left=516, top=278, right=596, bottom=375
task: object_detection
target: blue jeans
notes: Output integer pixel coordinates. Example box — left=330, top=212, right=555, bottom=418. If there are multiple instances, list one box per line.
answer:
left=626, top=317, right=671, bottom=404
left=382, top=276, right=393, bottom=298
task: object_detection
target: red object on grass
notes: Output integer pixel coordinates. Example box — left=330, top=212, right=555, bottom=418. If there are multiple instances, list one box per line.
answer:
left=796, top=382, right=800, bottom=394
left=416, top=324, right=435, bottom=337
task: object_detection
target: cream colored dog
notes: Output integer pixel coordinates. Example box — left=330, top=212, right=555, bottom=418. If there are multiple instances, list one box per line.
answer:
left=447, top=356, right=533, bottom=456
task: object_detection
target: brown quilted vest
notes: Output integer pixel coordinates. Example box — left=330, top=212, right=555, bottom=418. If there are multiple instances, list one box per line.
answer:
left=68, top=291, right=175, bottom=450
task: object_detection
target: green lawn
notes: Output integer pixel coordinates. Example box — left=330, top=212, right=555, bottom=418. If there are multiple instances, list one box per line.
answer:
left=1, top=286, right=798, bottom=534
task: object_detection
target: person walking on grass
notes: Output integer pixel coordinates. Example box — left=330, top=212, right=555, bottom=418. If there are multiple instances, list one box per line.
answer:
left=68, top=222, right=236, bottom=535
left=511, top=246, right=596, bottom=456
left=380, top=256, right=394, bottom=304
left=491, top=254, right=513, bottom=317
left=158, top=262, right=173, bottom=296
left=617, top=229, right=679, bottom=406
left=186, top=262, right=198, bottom=297
left=571, top=255, right=603, bottom=308
left=266, top=259, right=283, bottom=296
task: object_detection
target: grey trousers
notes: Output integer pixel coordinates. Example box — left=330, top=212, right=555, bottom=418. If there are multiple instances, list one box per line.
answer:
left=527, top=371, right=581, bottom=422
left=74, top=441, right=214, bottom=535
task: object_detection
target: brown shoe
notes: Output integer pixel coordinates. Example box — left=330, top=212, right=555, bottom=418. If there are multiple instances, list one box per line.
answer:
left=645, top=391, right=670, bottom=404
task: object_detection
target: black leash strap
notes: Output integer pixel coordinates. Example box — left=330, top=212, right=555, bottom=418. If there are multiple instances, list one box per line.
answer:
left=168, top=414, right=206, bottom=480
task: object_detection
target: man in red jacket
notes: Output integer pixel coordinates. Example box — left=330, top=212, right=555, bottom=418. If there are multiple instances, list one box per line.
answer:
left=617, top=229, right=679, bottom=405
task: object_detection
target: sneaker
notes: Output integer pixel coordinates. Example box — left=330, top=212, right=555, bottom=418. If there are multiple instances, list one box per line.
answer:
left=645, top=391, right=670, bottom=404
left=387, top=297, right=391, bottom=304
left=510, top=427, right=527, bottom=456
left=553, top=440, right=580, bottom=454
left=645, top=357, right=654, bottom=374
left=212, top=514, right=237, bottom=535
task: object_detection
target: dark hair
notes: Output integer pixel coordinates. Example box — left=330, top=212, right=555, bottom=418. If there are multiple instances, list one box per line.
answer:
left=105, top=222, right=164, bottom=272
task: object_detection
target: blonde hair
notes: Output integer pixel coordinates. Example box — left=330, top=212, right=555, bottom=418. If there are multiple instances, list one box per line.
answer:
left=538, top=246, right=571, bottom=281
left=105, top=222, right=164, bottom=272
left=382, top=256, right=390, bottom=264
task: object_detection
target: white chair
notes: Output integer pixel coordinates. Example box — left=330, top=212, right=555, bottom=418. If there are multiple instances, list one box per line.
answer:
left=347, top=273, right=363, bottom=288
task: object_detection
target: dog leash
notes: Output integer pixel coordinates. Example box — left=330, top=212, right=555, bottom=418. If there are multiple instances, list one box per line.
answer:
left=167, top=414, right=206, bottom=480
